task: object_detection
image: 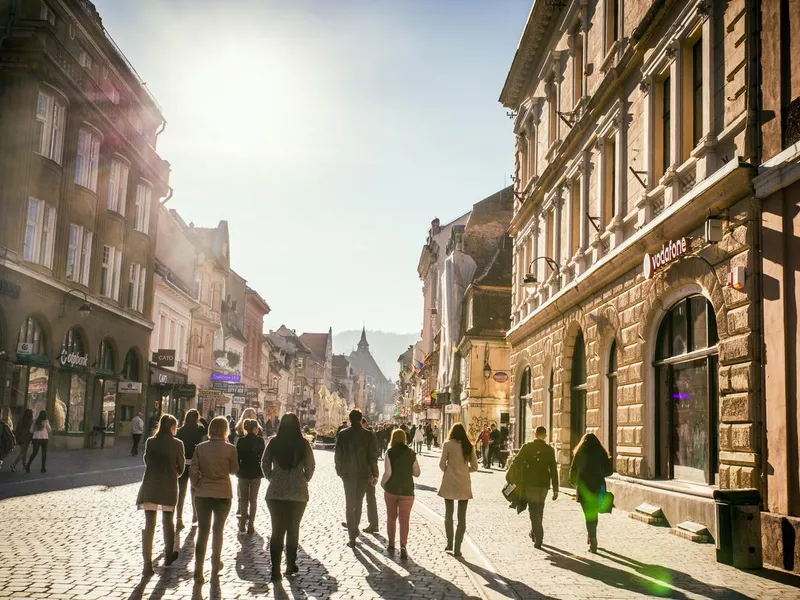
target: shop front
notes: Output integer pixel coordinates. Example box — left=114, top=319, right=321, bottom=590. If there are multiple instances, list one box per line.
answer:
left=52, top=327, right=92, bottom=450
left=117, top=349, right=144, bottom=436
left=7, top=316, right=51, bottom=427
left=147, top=365, right=188, bottom=430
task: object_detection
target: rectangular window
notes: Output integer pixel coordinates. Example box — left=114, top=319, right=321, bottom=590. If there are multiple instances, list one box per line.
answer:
left=108, top=84, right=120, bottom=105
left=78, top=47, right=93, bottom=71
left=134, top=184, right=151, bottom=234
left=75, top=128, right=101, bottom=191
left=100, top=245, right=122, bottom=300
left=662, top=76, right=671, bottom=174
left=692, top=38, right=703, bottom=148
left=606, top=0, right=619, bottom=51
left=546, top=210, right=555, bottom=267
left=571, top=179, right=580, bottom=257
left=107, top=159, right=129, bottom=214
left=605, top=138, right=616, bottom=223
left=66, top=224, right=92, bottom=286
left=34, top=91, right=65, bottom=164
left=23, top=198, right=56, bottom=268
left=41, top=3, right=56, bottom=26
left=548, top=81, right=557, bottom=146
left=528, top=126, right=537, bottom=178
left=127, top=264, right=146, bottom=312
left=573, top=36, right=583, bottom=107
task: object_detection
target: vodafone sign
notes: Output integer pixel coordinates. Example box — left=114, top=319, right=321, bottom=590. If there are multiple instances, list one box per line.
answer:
left=643, top=237, right=688, bottom=280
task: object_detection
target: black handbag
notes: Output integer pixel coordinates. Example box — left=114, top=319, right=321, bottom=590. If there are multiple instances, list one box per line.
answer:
left=502, top=482, right=516, bottom=502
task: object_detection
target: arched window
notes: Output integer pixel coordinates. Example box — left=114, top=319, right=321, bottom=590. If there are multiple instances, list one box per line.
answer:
left=518, top=366, right=532, bottom=445
left=570, top=330, right=587, bottom=452
left=607, top=340, right=618, bottom=464
left=122, top=349, right=139, bottom=381
left=17, top=317, right=46, bottom=356
left=98, top=340, right=115, bottom=373
left=655, top=295, right=719, bottom=484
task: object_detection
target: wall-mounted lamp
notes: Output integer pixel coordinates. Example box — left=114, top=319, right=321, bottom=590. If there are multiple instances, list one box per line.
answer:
left=483, top=342, right=492, bottom=379
left=60, top=288, right=92, bottom=319
left=523, top=257, right=560, bottom=286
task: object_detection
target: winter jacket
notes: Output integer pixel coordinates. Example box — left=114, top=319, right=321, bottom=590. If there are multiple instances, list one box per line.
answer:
left=236, top=432, right=266, bottom=479
left=438, top=440, right=479, bottom=500
left=262, top=438, right=316, bottom=502
left=506, top=439, right=559, bottom=498
left=176, top=424, right=206, bottom=462
left=334, top=423, right=379, bottom=481
left=190, top=439, right=239, bottom=499
left=136, top=434, right=185, bottom=507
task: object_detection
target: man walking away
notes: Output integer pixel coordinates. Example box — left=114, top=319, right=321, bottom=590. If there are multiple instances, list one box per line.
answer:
left=131, top=413, right=144, bottom=456
left=335, top=409, right=379, bottom=548
left=506, top=426, right=558, bottom=549
left=488, top=424, right=501, bottom=468
left=361, top=418, right=380, bottom=533
left=477, top=426, right=490, bottom=468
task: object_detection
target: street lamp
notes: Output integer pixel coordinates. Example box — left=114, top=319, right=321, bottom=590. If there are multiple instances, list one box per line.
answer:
left=60, top=288, right=92, bottom=318
left=523, top=257, right=560, bottom=286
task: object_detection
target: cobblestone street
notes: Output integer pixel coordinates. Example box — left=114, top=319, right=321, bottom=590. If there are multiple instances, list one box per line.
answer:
left=1, top=448, right=799, bottom=599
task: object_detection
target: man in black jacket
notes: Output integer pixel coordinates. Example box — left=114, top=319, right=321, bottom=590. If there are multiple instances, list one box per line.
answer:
left=334, top=409, right=379, bottom=547
left=507, top=426, right=559, bottom=548
left=488, top=424, right=502, bottom=467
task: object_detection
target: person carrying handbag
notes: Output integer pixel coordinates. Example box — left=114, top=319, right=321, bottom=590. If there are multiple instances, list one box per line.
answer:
left=506, top=426, right=558, bottom=549
left=568, top=432, right=613, bottom=553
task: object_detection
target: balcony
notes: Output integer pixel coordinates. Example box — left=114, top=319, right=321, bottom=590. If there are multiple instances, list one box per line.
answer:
left=193, top=304, right=221, bottom=324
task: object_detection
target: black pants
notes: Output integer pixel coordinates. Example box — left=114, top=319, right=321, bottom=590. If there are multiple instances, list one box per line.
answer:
left=444, top=499, right=468, bottom=551
left=578, top=490, right=600, bottom=540
left=194, top=497, right=231, bottom=574
left=143, top=509, right=175, bottom=562
left=176, top=470, right=195, bottom=524
left=365, top=481, right=378, bottom=528
left=267, top=499, right=307, bottom=571
left=131, top=434, right=142, bottom=455
left=27, top=439, right=48, bottom=471
left=342, top=478, right=368, bottom=542
left=526, top=488, right=549, bottom=544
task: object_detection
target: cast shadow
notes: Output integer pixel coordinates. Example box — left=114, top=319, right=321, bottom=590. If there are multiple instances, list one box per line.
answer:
left=460, top=558, right=558, bottom=600
left=235, top=531, right=270, bottom=596
left=271, top=545, right=339, bottom=600
left=414, top=482, right=438, bottom=492
left=354, top=539, right=481, bottom=599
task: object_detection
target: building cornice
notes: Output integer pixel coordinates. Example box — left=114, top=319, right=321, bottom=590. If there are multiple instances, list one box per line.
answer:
left=754, top=142, right=800, bottom=198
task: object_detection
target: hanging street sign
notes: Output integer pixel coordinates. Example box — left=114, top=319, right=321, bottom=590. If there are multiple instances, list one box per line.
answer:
left=153, top=349, right=176, bottom=367
left=118, top=381, right=143, bottom=394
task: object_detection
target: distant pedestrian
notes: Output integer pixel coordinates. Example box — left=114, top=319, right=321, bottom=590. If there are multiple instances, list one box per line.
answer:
left=432, top=425, right=440, bottom=448
left=413, top=426, right=424, bottom=453
left=261, top=413, right=316, bottom=582
left=334, top=409, right=379, bottom=548
left=131, top=412, right=144, bottom=456
left=477, top=426, right=491, bottom=468
left=361, top=418, right=380, bottom=533
left=236, top=419, right=265, bottom=534
left=569, top=433, right=613, bottom=553
left=136, top=413, right=185, bottom=577
left=408, top=424, right=417, bottom=448
left=25, top=410, right=52, bottom=473
left=488, top=424, right=501, bottom=468
left=227, top=416, right=236, bottom=444
left=382, top=428, right=420, bottom=559
left=10, top=409, right=33, bottom=472
left=175, top=409, right=206, bottom=530
left=190, top=416, right=239, bottom=583
left=506, top=426, right=558, bottom=548
left=235, top=408, right=261, bottom=438
left=425, top=424, right=433, bottom=451
left=438, top=423, right=478, bottom=557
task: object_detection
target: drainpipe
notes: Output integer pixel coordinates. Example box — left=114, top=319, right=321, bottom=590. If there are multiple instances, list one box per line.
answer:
left=160, top=186, right=173, bottom=205
left=0, top=0, right=17, bottom=50
left=155, top=119, right=167, bottom=139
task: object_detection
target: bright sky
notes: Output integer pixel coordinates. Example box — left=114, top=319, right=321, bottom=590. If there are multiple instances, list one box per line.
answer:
left=94, top=0, right=530, bottom=335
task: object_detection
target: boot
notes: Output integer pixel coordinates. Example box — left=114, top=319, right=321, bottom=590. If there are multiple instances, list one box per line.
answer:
left=453, top=528, right=465, bottom=558
left=444, top=518, right=454, bottom=552
left=164, top=517, right=178, bottom=566
left=142, top=529, right=154, bottom=578
left=589, top=537, right=598, bottom=553
left=270, top=547, right=282, bottom=582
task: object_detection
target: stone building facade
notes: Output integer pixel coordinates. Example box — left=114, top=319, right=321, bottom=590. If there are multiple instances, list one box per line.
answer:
left=501, top=0, right=759, bottom=538
left=0, top=0, right=170, bottom=448
left=243, top=287, right=270, bottom=415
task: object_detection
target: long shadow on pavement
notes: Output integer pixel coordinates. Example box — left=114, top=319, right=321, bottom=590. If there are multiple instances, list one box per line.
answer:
left=271, top=546, right=339, bottom=600
left=235, top=531, right=270, bottom=596
left=459, top=558, right=559, bottom=600
left=355, top=537, right=482, bottom=599
left=542, top=545, right=751, bottom=599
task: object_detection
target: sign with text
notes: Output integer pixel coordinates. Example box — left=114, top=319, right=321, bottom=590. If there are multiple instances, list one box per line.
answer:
left=426, top=409, right=441, bottom=420
left=643, top=237, right=688, bottom=280
left=493, top=372, right=509, bottom=383
left=232, top=396, right=245, bottom=405
left=211, top=372, right=241, bottom=382
left=149, top=366, right=186, bottom=386
left=245, top=388, right=259, bottom=399
left=153, top=349, right=176, bottom=367
left=444, top=404, right=460, bottom=414
left=175, top=383, right=197, bottom=398
left=118, top=381, right=143, bottom=394
left=59, top=348, right=89, bottom=369
left=16, top=342, right=33, bottom=357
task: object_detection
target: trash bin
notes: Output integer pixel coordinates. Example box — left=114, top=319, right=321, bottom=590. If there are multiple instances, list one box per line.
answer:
left=713, top=488, right=762, bottom=569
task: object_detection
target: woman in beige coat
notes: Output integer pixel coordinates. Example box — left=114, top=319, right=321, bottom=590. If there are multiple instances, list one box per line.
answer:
left=190, top=416, right=239, bottom=583
left=438, top=423, right=478, bottom=557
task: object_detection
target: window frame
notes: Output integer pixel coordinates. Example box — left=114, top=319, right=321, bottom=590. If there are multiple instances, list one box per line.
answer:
left=100, top=245, right=122, bottom=300
left=127, top=263, right=146, bottom=313
left=570, top=330, right=588, bottom=453
left=23, top=197, right=56, bottom=268
left=134, top=183, right=152, bottom=234
left=75, top=127, right=101, bottom=192
left=34, top=90, right=66, bottom=165
left=107, top=158, right=130, bottom=215
left=66, top=223, right=93, bottom=286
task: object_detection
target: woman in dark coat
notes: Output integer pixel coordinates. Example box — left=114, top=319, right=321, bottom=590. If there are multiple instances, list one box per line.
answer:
left=136, top=413, right=185, bottom=577
left=568, top=432, right=613, bottom=553
left=175, top=409, right=206, bottom=529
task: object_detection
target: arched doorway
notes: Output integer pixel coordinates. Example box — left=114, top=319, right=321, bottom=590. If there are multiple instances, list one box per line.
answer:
left=96, top=340, right=117, bottom=438
left=606, top=340, right=618, bottom=464
left=518, top=366, right=532, bottom=446
left=56, top=327, right=90, bottom=436
left=570, top=330, right=587, bottom=453
left=118, top=348, right=142, bottom=435
left=655, top=295, right=719, bottom=484
left=9, top=317, right=50, bottom=426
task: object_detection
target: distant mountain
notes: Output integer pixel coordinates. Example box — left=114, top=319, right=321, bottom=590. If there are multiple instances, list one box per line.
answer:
left=333, top=330, right=419, bottom=383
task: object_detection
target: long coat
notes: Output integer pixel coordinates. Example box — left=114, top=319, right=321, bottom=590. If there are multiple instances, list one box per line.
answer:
left=136, top=434, right=185, bottom=507
left=438, top=440, right=479, bottom=501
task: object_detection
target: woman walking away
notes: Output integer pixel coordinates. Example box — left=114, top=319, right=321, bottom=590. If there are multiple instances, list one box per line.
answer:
left=136, top=414, right=185, bottom=577
left=438, top=423, right=478, bottom=557
left=413, top=426, right=424, bottom=454
left=11, top=409, right=33, bottom=472
left=191, top=416, right=239, bottom=583
left=176, top=409, right=206, bottom=530
left=25, top=410, right=52, bottom=473
left=236, top=418, right=265, bottom=534
left=382, top=428, right=420, bottom=559
left=235, top=407, right=261, bottom=438
left=569, top=432, right=613, bottom=553
left=261, top=413, right=315, bottom=582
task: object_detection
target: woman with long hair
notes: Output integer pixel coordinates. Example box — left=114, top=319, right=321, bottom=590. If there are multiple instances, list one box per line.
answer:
left=569, top=432, right=613, bottom=553
left=381, top=428, right=420, bottom=559
left=10, top=409, right=34, bottom=472
left=190, top=416, right=238, bottom=583
left=135, top=413, right=185, bottom=577
left=175, top=409, right=206, bottom=529
left=261, top=412, right=315, bottom=582
left=236, top=418, right=265, bottom=534
left=25, top=410, right=52, bottom=473
left=235, top=407, right=261, bottom=438
left=437, top=423, right=478, bottom=557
